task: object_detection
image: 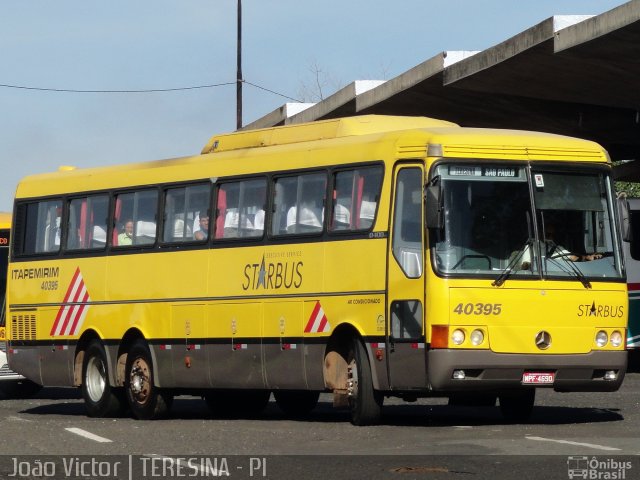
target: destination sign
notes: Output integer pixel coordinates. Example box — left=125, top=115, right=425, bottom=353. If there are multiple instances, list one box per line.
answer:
left=448, top=166, right=518, bottom=178
left=0, top=229, right=9, bottom=246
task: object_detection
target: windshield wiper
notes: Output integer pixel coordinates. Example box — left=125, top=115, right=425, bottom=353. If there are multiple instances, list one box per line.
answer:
left=545, top=255, right=592, bottom=289
left=492, top=239, right=532, bottom=287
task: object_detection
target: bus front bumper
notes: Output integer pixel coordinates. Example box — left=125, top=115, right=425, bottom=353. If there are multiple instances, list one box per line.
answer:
left=427, top=349, right=627, bottom=393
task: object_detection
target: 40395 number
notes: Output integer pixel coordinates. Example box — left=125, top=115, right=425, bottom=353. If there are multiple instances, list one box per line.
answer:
left=41, top=281, right=58, bottom=291
left=453, top=303, right=502, bottom=315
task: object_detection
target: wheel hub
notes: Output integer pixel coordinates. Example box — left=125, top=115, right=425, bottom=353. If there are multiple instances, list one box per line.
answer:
left=129, top=359, right=150, bottom=403
left=86, top=357, right=106, bottom=402
left=347, top=361, right=359, bottom=398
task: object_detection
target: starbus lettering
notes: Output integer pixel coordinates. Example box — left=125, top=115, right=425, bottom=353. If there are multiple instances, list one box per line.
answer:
left=242, top=255, right=303, bottom=290
left=11, top=267, right=60, bottom=280
left=577, top=303, right=624, bottom=318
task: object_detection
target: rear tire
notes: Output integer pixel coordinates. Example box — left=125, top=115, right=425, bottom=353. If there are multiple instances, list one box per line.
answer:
left=499, top=389, right=535, bottom=423
left=125, top=340, right=173, bottom=420
left=274, top=390, right=320, bottom=417
left=81, top=340, right=125, bottom=417
left=347, top=338, right=382, bottom=425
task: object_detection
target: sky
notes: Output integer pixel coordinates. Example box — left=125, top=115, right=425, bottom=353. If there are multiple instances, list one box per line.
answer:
left=0, top=0, right=627, bottom=211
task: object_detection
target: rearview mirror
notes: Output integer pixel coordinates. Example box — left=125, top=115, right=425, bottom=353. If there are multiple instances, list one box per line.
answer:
left=617, top=194, right=632, bottom=242
left=425, top=177, right=443, bottom=230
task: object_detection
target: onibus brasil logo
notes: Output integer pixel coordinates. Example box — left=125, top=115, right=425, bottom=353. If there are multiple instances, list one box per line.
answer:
left=567, top=456, right=632, bottom=479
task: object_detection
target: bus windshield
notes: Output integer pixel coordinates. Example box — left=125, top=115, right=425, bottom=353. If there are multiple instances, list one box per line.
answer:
left=432, top=164, right=623, bottom=281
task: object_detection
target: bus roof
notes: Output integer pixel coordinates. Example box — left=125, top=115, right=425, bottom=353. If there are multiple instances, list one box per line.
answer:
left=15, top=115, right=608, bottom=199
left=202, top=115, right=457, bottom=154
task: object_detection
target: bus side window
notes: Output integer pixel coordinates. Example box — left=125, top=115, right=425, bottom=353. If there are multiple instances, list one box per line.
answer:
left=14, top=200, right=62, bottom=256
left=214, top=178, right=267, bottom=239
left=242, top=178, right=266, bottom=238
left=392, top=168, right=423, bottom=278
left=330, top=166, right=382, bottom=232
left=274, top=172, right=326, bottom=235
left=390, top=300, right=423, bottom=340
left=66, top=195, right=108, bottom=251
left=112, top=190, right=158, bottom=247
left=272, top=177, right=294, bottom=235
left=163, top=184, right=210, bottom=243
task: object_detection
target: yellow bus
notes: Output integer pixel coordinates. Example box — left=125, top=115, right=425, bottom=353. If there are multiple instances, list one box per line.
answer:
left=6, top=115, right=627, bottom=424
left=0, top=213, right=41, bottom=397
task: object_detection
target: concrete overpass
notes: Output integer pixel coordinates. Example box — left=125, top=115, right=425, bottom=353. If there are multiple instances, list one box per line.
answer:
left=245, top=0, right=640, bottom=179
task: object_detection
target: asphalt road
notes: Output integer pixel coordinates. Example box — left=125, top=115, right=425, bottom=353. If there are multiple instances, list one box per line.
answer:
left=0, top=373, right=638, bottom=479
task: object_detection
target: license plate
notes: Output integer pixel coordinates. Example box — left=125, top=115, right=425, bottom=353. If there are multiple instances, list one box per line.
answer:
left=522, top=372, right=555, bottom=384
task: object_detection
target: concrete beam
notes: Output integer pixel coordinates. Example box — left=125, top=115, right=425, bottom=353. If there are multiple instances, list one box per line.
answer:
left=286, top=80, right=385, bottom=125
left=242, top=102, right=315, bottom=131
left=356, top=51, right=478, bottom=113
left=555, top=0, right=640, bottom=53
left=443, top=16, right=590, bottom=86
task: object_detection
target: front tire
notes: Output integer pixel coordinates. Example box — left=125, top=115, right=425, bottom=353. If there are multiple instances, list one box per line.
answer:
left=347, top=339, right=382, bottom=425
left=82, top=340, right=125, bottom=417
left=125, top=340, right=173, bottom=420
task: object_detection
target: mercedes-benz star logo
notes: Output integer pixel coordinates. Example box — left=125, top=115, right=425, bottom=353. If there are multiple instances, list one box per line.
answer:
left=535, top=331, right=552, bottom=350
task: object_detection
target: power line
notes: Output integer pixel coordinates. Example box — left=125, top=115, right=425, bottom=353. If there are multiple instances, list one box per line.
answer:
left=243, top=80, right=302, bottom=103
left=0, top=79, right=302, bottom=102
left=0, top=82, right=236, bottom=93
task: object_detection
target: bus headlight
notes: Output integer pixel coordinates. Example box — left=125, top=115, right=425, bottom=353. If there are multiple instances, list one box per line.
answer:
left=470, top=329, right=484, bottom=346
left=595, top=330, right=608, bottom=347
left=451, top=329, right=465, bottom=345
left=610, top=331, right=623, bottom=348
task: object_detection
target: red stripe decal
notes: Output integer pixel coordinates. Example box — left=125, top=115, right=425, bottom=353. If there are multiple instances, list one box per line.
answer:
left=50, top=268, right=81, bottom=336
left=304, top=301, right=322, bottom=333
left=67, top=290, right=89, bottom=336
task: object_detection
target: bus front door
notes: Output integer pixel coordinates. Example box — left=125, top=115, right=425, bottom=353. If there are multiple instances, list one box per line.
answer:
left=386, top=165, right=427, bottom=390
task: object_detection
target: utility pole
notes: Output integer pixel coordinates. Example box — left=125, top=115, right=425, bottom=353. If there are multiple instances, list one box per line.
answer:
left=236, top=0, right=243, bottom=130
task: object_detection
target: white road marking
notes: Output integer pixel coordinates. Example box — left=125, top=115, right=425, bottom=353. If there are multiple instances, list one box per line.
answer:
left=65, top=427, right=113, bottom=443
left=526, top=436, right=620, bottom=451
left=6, top=416, right=33, bottom=422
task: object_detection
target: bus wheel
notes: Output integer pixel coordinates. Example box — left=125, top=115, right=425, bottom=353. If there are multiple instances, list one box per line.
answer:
left=125, top=340, right=173, bottom=420
left=205, top=390, right=270, bottom=418
left=347, top=338, right=382, bottom=426
left=274, top=390, right=320, bottom=417
left=499, top=389, right=535, bottom=423
left=82, top=340, right=125, bottom=417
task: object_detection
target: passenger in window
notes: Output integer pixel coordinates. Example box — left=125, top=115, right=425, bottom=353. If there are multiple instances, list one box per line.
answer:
left=545, top=223, right=602, bottom=262
left=514, top=222, right=601, bottom=270
left=194, top=213, right=209, bottom=241
left=117, top=220, right=134, bottom=246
